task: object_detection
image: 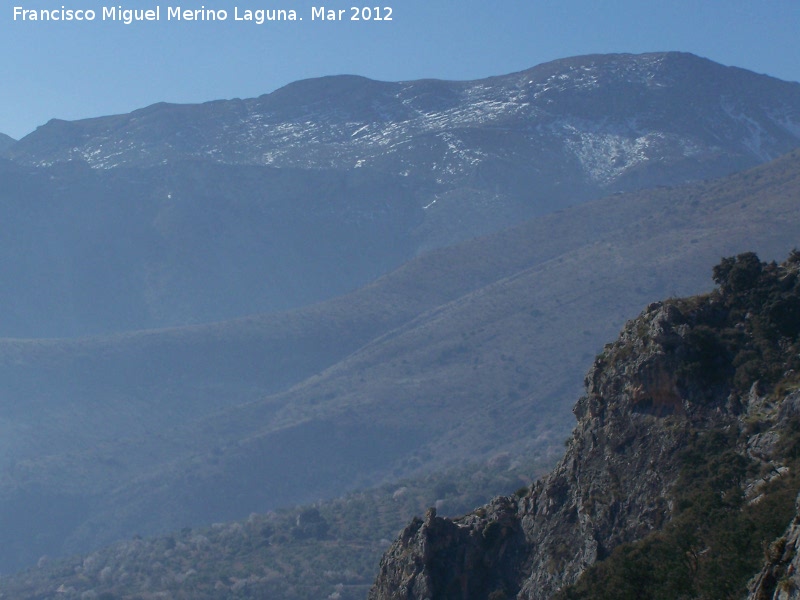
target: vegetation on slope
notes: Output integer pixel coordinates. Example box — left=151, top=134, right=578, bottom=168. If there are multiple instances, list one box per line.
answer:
left=0, top=455, right=552, bottom=600
left=557, top=427, right=800, bottom=600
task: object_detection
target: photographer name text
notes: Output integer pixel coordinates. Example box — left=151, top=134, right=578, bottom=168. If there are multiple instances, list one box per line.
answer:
left=12, top=5, right=394, bottom=24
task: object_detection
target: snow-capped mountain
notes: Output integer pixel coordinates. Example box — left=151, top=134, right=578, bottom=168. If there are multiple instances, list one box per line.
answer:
left=0, top=52, right=798, bottom=336
left=7, top=52, right=799, bottom=251
left=10, top=52, right=800, bottom=181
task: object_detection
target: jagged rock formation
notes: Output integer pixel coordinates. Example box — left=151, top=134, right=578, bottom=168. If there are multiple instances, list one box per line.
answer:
left=371, top=252, right=800, bottom=599
left=748, top=401, right=800, bottom=600
left=750, top=493, right=800, bottom=599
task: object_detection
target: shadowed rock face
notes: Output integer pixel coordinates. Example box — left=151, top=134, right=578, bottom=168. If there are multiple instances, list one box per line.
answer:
left=370, top=500, right=527, bottom=600
left=371, top=254, right=800, bottom=600
left=748, top=389, right=800, bottom=600
left=749, top=496, right=800, bottom=600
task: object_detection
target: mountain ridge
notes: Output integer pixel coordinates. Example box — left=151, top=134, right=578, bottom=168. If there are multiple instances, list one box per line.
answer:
left=11, top=52, right=800, bottom=187
left=8, top=52, right=800, bottom=209
left=1, top=52, right=798, bottom=339
left=1, top=52, right=799, bottom=338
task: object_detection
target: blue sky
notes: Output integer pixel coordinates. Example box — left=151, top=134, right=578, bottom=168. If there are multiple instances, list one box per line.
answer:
left=2, top=0, right=798, bottom=139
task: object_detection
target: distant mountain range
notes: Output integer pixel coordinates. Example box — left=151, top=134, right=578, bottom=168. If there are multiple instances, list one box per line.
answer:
left=0, top=52, right=799, bottom=574
left=9, top=52, right=800, bottom=183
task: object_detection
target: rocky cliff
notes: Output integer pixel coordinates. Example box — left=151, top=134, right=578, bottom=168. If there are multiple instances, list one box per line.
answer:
left=370, top=251, right=800, bottom=599
left=750, top=491, right=800, bottom=600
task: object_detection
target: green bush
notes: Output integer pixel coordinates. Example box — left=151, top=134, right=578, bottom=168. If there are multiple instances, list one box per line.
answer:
left=555, top=426, right=800, bottom=600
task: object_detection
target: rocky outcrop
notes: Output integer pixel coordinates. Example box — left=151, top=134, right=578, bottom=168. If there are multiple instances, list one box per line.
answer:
left=747, top=391, right=800, bottom=600
left=371, top=253, right=800, bottom=599
left=369, top=500, right=526, bottom=600
left=372, top=302, right=717, bottom=599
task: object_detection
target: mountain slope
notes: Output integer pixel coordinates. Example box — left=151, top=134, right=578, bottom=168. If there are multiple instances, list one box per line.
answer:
left=1, top=150, right=798, bottom=571
left=370, top=251, right=800, bottom=600
left=0, top=159, right=423, bottom=336
left=0, top=132, right=14, bottom=152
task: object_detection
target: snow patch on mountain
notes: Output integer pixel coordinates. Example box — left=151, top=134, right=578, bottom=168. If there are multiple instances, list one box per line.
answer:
left=721, top=101, right=775, bottom=162
left=769, top=106, right=800, bottom=140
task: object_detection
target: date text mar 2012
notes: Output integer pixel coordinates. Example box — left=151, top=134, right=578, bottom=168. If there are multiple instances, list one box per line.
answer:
left=311, top=6, right=393, bottom=20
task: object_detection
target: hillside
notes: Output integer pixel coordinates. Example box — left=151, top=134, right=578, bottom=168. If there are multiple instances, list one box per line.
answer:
left=0, top=132, right=14, bottom=152
left=0, top=53, right=799, bottom=338
left=0, top=159, right=422, bottom=337
left=0, top=455, right=557, bottom=600
left=1, top=149, right=799, bottom=573
left=5, top=251, right=799, bottom=600
left=371, top=251, right=800, bottom=600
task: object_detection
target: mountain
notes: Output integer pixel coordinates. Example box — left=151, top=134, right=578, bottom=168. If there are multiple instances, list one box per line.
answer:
left=0, top=132, right=14, bottom=152
left=7, top=52, right=800, bottom=259
left=1, top=149, right=799, bottom=573
left=1, top=56, right=799, bottom=339
left=12, top=53, right=800, bottom=180
left=370, top=251, right=800, bottom=600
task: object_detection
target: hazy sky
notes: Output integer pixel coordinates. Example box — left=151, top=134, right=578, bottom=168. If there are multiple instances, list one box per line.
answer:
left=2, top=0, right=798, bottom=139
